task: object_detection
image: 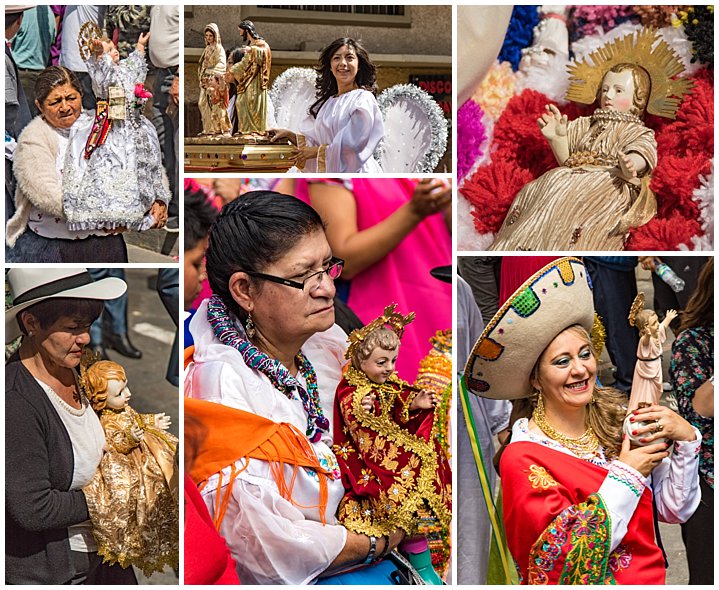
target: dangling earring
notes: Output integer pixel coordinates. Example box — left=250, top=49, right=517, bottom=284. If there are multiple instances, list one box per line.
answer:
left=535, top=390, right=545, bottom=414
left=590, top=392, right=596, bottom=404
left=245, top=312, right=256, bottom=339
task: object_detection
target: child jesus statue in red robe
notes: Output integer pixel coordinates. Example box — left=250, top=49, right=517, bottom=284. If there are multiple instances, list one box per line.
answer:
left=332, top=304, right=451, bottom=584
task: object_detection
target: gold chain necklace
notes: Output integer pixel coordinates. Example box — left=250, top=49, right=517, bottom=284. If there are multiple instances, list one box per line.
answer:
left=532, top=395, right=599, bottom=456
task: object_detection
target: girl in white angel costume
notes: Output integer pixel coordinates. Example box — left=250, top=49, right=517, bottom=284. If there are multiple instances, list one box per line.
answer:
left=270, top=37, right=385, bottom=173
left=62, top=25, right=170, bottom=231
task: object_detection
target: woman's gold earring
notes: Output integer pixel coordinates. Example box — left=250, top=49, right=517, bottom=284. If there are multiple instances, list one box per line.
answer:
left=536, top=391, right=545, bottom=413
left=245, top=312, right=256, bottom=339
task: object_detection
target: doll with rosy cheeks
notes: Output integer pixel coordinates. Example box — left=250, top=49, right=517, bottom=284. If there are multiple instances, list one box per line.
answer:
left=490, top=62, right=657, bottom=251
left=81, top=360, right=178, bottom=575
left=489, top=29, right=692, bottom=252
left=332, top=305, right=451, bottom=584
left=623, top=293, right=678, bottom=446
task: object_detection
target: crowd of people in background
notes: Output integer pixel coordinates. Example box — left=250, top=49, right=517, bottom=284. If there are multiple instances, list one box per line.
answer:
left=5, top=5, right=179, bottom=262
left=458, top=255, right=713, bottom=585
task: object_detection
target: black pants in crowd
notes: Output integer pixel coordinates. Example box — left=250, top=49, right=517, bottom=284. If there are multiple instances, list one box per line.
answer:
left=681, top=477, right=714, bottom=584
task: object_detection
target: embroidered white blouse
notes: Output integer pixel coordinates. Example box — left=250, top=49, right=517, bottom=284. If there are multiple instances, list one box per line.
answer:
left=185, top=299, right=349, bottom=584
left=511, top=417, right=701, bottom=552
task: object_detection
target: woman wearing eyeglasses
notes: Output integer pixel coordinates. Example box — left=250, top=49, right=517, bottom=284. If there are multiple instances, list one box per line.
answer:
left=184, top=191, right=406, bottom=585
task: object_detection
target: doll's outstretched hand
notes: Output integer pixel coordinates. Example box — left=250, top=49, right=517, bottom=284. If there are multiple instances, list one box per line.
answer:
left=92, top=38, right=104, bottom=57
left=538, top=104, right=567, bottom=140
left=137, top=31, right=150, bottom=52
left=618, top=151, right=637, bottom=178
left=664, top=309, right=679, bottom=325
left=155, top=412, right=172, bottom=430
left=130, top=423, right=144, bottom=442
left=360, top=393, right=377, bottom=414
left=268, top=128, right=298, bottom=146
left=410, top=389, right=438, bottom=411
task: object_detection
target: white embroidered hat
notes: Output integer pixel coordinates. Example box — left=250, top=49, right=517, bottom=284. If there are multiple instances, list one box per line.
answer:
left=464, top=257, right=595, bottom=400
left=5, top=268, right=127, bottom=343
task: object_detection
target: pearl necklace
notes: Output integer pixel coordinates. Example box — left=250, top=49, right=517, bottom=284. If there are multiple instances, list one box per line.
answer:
left=591, top=109, right=643, bottom=125
left=532, top=395, right=599, bottom=456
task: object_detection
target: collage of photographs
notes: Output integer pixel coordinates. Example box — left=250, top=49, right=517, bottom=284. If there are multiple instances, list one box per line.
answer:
left=2, top=2, right=714, bottom=587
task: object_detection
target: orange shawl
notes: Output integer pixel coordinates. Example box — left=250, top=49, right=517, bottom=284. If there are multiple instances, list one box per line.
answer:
left=184, top=397, right=332, bottom=529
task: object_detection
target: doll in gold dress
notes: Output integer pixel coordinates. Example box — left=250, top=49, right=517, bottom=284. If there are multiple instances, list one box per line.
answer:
left=82, top=360, right=179, bottom=575
left=490, top=28, right=693, bottom=251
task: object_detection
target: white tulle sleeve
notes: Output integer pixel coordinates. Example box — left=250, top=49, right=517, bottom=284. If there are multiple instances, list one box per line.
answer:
left=202, top=477, right=347, bottom=585
left=651, top=428, right=702, bottom=524
left=86, top=54, right=114, bottom=97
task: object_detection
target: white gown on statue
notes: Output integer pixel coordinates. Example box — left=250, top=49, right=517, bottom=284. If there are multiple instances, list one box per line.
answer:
left=62, top=51, right=169, bottom=231
left=299, top=89, right=384, bottom=173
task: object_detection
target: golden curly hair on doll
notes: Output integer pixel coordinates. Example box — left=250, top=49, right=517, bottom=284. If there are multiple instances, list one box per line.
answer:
left=82, top=360, right=127, bottom=412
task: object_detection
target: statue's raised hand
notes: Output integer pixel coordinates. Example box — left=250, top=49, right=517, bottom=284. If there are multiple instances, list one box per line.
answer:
left=537, top=104, right=568, bottom=141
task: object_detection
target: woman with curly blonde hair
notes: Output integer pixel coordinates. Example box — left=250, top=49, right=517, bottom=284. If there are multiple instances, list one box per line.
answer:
left=464, top=257, right=700, bottom=584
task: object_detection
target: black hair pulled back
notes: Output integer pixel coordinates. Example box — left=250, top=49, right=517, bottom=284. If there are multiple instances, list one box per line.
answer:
left=205, top=191, right=324, bottom=320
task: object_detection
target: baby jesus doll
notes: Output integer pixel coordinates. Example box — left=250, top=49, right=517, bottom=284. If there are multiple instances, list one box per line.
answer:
left=489, top=28, right=693, bottom=251
left=623, top=293, right=678, bottom=446
left=63, top=22, right=170, bottom=232
left=81, top=359, right=179, bottom=575
left=333, top=304, right=451, bottom=585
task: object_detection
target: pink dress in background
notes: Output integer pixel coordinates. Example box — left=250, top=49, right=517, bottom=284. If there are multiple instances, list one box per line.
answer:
left=627, top=324, right=666, bottom=413
left=296, top=178, right=451, bottom=381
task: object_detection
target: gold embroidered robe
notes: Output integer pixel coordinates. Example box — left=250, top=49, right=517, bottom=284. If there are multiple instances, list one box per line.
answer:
left=83, top=405, right=179, bottom=575
left=332, top=367, right=451, bottom=548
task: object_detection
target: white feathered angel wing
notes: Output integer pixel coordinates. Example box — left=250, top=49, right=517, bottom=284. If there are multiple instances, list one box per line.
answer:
left=376, top=84, right=448, bottom=173
left=269, top=67, right=317, bottom=131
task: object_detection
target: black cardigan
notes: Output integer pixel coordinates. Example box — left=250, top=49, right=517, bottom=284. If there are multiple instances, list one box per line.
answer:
left=5, top=354, right=91, bottom=584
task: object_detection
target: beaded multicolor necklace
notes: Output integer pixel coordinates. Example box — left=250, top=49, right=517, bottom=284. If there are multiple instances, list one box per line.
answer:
left=206, top=294, right=329, bottom=442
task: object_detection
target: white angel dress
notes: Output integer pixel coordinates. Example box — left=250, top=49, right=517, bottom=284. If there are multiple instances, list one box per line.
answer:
left=62, top=50, right=170, bottom=231
left=298, top=89, right=384, bottom=173
left=271, top=69, right=447, bottom=174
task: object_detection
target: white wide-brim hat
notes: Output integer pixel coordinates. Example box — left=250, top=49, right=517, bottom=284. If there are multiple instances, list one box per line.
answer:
left=5, top=6, right=36, bottom=15
left=6, top=268, right=127, bottom=343
left=464, top=257, right=595, bottom=400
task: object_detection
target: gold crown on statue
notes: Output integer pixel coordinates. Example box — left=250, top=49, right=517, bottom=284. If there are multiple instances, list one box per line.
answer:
left=78, top=21, right=102, bottom=62
left=566, top=27, right=693, bottom=119
left=628, top=292, right=647, bottom=327
left=345, top=303, right=416, bottom=360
